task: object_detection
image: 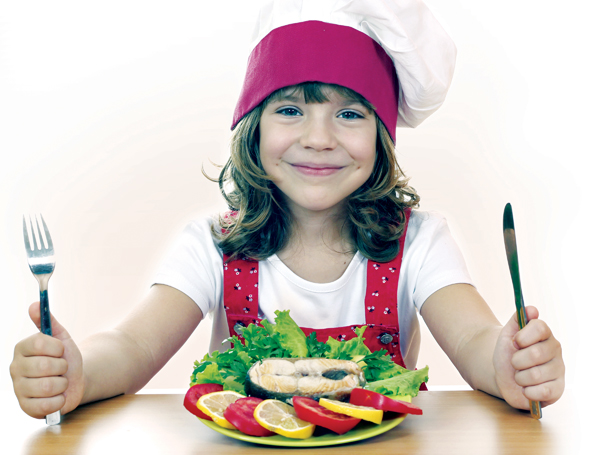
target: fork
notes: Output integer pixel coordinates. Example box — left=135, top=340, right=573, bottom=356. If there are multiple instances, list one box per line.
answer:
left=22, top=214, right=61, bottom=426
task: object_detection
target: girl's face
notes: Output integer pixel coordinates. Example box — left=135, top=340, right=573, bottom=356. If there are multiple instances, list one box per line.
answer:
left=259, top=88, right=377, bottom=216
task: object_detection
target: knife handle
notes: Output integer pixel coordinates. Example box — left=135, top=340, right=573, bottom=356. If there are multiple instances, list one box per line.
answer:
left=516, top=299, right=528, bottom=330
left=516, top=299, right=542, bottom=419
left=530, top=400, right=542, bottom=420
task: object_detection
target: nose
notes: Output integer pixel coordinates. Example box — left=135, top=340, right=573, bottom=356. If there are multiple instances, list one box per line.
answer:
left=299, top=116, right=337, bottom=152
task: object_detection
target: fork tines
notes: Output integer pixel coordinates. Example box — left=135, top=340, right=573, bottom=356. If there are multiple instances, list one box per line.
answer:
left=23, top=214, right=54, bottom=254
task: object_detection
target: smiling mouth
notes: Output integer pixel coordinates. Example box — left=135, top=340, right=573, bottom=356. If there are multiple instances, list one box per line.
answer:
left=291, top=163, right=344, bottom=176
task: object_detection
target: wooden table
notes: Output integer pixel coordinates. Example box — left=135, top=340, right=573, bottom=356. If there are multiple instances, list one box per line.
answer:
left=4, top=390, right=582, bottom=454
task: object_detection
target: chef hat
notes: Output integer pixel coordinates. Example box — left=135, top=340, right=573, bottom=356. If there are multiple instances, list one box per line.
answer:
left=231, top=0, right=457, bottom=141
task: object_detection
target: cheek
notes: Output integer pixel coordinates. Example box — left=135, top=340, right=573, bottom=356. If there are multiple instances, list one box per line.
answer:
left=352, top=125, right=377, bottom=166
left=364, top=144, right=377, bottom=167
left=356, top=138, right=377, bottom=171
left=259, top=132, right=291, bottom=172
left=258, top=136, right=283, bottom=177
left=259, top=139, right=275, bottom=168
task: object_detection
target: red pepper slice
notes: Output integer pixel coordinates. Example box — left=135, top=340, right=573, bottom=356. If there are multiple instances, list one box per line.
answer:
left=350, top=388, right=423, bottom=415
left=183, top=383, right=224, bottom=420
left=292, top=396, right=361, bottom=435
left=224, top=397, right=276, bottom=437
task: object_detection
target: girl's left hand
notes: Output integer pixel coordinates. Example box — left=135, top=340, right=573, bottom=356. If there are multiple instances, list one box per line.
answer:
left=493, top=306, right=565, bottom=409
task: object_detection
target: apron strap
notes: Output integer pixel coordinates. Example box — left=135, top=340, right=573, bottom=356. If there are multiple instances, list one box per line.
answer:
left=364, top=208, right=411, bottom=327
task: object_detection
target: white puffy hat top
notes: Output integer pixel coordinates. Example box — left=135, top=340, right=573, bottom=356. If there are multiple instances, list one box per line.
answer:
left=233, top=0, right=457, bottom=134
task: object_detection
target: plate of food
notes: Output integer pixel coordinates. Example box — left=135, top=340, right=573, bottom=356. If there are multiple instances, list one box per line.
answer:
left=184, top=310, right=428, bottom=446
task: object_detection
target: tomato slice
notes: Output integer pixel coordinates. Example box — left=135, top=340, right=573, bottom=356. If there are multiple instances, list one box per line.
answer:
left=184, top=384, right=224, bottom=420
left=292, top=396, right=361, bottom=435
left=349, top=388, right=423, bottom=415
left=224, top=397, right=276, bottom=437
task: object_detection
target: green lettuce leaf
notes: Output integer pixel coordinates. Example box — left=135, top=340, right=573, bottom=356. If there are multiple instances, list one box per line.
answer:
left=359, top=349, right=410, bottom=382
left=268, top=310, right=309, bottom=357
left=190, top=361, right=222, bottom=385
left=325, top=326, right=371, bottom=359
left=364, top=366, right=429, bottom=397
left=222, top=375, right=246, bottom=394
left=189, top=348, right=251, bottom=393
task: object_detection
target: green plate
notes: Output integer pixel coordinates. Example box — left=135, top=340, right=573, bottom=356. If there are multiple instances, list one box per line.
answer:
left=199, top=414, right=407, bottom=447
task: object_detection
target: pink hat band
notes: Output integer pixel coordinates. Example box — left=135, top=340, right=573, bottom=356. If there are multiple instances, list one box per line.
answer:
left=231, top=21, right=400, bottom=142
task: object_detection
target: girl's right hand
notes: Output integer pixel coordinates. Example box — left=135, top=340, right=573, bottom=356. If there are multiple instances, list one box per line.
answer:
left=9, top=302, right=85, bottom=419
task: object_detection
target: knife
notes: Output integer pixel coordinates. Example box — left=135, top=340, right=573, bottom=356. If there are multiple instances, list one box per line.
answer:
left=503, top=203, right=542, bottom=419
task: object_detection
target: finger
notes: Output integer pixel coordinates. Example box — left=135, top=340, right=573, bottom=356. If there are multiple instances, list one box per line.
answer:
left=514, top=318, right=553, bottom=349
left=19, top=395, right=66, bottom=419
left=514, top=357, right=565, bottom=387
left=503, top=306, right=539, bottom=339
left=15, top=332, right=65, bottom=358
left=512, top=336, right=561, bottom=370
left=28, top=301, right=72, bottom=342
left=524, top=305, right=539, bottom=321
left=19, top=355, right=68, bottom=379
left=508, top=305, right=539, bottom=328
left=18, top=376, right=69, bottom=399
left=523, top=378, right=565, bottom=406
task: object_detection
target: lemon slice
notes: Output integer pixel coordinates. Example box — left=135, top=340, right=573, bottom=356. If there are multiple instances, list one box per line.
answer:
left=319, top=398, right=384, bottom=424
left=253, top=399, right=316, bottom=439
left=196, top=391, right=245, bottom=429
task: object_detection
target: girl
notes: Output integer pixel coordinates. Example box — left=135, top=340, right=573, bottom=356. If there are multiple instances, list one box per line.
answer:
left=10, top=0, right=564, bottom=420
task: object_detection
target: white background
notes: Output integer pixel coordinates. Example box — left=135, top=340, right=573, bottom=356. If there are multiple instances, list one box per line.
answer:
left=1, top=0, right=597, bottom=423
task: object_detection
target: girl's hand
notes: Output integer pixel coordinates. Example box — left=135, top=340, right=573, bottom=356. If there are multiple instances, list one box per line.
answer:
left=9, top=302, right=85, bottom=418
left=493, top=306, right=565, bottom=409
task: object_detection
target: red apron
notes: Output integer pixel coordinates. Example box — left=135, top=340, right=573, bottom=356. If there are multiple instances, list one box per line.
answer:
left=223, top=209, right=420, bottom=377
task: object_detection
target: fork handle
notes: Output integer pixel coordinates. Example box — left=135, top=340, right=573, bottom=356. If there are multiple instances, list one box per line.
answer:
left=46, top=410, right=61, bottom=425
left=39, top=288, right=61, bottom=424
left=40, top=289, right=52, bottom=336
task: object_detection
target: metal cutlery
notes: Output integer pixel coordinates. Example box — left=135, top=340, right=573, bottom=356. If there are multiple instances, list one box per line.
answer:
left=502, top=203, right=542, bottom=420
left=22, top=214, right=61, bottom=425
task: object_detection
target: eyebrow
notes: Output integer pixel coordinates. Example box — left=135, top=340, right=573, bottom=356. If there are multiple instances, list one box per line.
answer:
left=339, top=99, right=366, bottom=108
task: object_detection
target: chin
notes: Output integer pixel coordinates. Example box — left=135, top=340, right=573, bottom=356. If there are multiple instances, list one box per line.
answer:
left=277, top=187, right=355, bottom=215
left=293, top=197, right=348, bottom=214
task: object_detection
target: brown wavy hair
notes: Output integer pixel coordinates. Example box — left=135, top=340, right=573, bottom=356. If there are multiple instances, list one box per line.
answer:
left=208, top=82, right=420, bottom=262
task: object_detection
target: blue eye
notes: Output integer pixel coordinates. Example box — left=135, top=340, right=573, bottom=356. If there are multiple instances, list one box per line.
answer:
left=276, top=107, right=302, bottom=116
left=338, top=110, right=364, bottom=120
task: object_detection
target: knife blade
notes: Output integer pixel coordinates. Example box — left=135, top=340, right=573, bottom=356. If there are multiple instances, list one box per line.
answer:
left=503, top=203, right=542, bottom=419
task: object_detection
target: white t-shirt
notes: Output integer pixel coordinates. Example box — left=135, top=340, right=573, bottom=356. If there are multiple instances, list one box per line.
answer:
left=153, top=210, right=472, bottom=370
